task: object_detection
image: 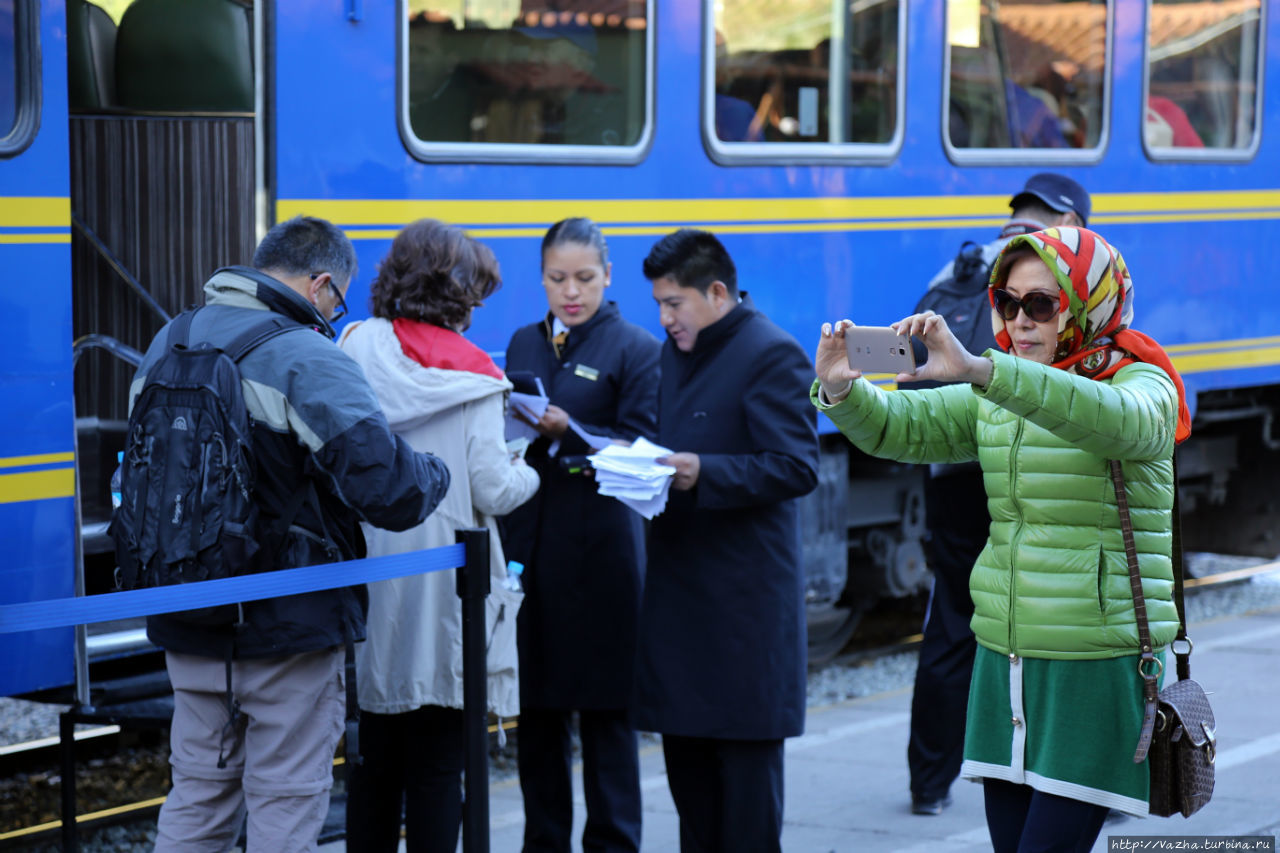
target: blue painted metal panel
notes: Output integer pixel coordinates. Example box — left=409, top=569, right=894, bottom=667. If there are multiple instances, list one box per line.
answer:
left=0, top=1, right=75, bottom=696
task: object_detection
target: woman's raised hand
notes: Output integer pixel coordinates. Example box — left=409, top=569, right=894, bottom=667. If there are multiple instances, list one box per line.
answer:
left=891, top=311, right=992, bottom=387
left=816, top=320, right=861, bottom=403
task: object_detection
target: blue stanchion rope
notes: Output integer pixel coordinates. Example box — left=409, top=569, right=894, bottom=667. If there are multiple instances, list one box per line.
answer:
left=0, top=544, right=466, bottom=634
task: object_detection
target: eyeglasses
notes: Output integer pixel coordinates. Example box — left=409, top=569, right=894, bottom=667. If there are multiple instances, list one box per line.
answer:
left=311, top=273, right=348, bottom=324
left=992, top=289, right=1061, bottom=324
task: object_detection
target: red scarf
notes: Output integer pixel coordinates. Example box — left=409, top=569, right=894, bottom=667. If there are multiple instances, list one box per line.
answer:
left=392, top=319, right=504, bottom=379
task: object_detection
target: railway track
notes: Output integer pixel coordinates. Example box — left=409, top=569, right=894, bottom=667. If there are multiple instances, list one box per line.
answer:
left=2, top=558, right=1277, bottom=849
left=827, top=555, right=1280, bottom=668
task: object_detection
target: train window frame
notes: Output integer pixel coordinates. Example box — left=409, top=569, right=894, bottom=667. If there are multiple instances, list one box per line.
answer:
left=1141, top=0, right=1265, bottom=162
left=396, top=0, right=656, bottom=165
left=941, top=0, right=1113, bottom=166
left=0, top=0, right=41, bottom=159
left=701, top=0, right=907, bottom=166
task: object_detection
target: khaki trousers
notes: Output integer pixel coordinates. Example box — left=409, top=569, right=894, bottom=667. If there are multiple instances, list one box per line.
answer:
left=154, top=648, right=345, bottom=853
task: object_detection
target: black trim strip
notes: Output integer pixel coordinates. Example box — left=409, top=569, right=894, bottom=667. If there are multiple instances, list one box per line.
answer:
left=1, top=0, right=41, bottom=158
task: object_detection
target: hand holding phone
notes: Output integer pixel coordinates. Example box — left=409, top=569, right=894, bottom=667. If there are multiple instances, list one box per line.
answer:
left=844, top=326, right=916, bottom=374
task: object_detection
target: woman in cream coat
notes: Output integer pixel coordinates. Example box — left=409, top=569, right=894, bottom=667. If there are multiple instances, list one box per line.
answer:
left=339, top=220, right=539, bottom=852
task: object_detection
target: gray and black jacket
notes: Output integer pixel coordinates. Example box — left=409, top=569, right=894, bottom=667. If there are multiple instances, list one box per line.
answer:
left=130, top=266, right=451, bottom=658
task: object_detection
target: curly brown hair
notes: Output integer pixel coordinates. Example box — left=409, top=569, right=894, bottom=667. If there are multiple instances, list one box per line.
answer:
left=369, top=219, right=502, bottom=329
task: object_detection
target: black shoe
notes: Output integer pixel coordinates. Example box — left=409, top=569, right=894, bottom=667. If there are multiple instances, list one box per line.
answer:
left=911, top=795, right=953, bottom=816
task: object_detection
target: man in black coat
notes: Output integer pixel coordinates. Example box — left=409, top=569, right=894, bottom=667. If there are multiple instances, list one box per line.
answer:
left=633, top=229, right=819, bottom=853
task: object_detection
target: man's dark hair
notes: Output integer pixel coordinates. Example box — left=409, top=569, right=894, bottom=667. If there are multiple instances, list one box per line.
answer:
left=369, top=218, right=501, bottom=330
left=253, top=216, right=358, bottom=286
left=642, top=228, right=737, bottom=297
left=542, top=217, right=609, bottom=269
left=1010, top=198, right=1066, bottom=227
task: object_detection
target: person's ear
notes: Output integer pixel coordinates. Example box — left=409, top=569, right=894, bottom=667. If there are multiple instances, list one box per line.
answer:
left=604, top=261, right=613, bottom=288
left=308, top=272, right=331, bottom=304
left=707, top=280, right=730, bottom=308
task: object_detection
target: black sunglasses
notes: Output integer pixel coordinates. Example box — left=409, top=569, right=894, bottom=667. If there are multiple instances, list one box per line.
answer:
left=311, top=273, right=348, bottom=324
left=993, top=289, right=1061, bottom=324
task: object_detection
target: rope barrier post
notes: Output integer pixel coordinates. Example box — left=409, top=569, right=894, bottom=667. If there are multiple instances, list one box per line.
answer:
left=456, top=528, right=490, bottom=853
left=60, top=710, right=80, bottom=852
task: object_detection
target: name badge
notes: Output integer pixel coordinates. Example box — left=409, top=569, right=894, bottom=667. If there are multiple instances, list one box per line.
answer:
left=573, top=363, right=600, bottom=381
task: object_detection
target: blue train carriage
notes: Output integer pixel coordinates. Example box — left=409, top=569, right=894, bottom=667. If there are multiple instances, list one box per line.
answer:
left=3, top=0, right=1278, bottom=699
left=275, top=0, right=1279, bottom=656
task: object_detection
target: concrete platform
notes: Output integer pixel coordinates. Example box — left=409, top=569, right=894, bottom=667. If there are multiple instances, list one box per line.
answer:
left=326, top=601, right=1280, bottom=851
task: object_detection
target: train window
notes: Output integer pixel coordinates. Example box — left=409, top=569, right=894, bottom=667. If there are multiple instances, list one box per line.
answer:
left=401, top=2, right=654, bottom=164
left=1144, top=0, right=1262, bottom=158
left=706, top=0, right=905, bottom=163
left=945, top=0, right=1109, bottom=161
left=1, top=0, right=39, bottom=157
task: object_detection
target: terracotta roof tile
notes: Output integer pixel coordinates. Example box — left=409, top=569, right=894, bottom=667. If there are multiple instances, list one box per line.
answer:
left=993, top=0, right=1258, bottom=75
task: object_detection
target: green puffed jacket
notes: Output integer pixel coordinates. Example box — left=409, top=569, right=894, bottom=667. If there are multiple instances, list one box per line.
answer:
left=814, top=349, right=1181, bottom=660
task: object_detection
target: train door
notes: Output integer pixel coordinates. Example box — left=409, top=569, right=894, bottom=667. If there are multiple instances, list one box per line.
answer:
left=60, top=0, right=264, bottom=695
left=0, top=1, right=78, bottom=696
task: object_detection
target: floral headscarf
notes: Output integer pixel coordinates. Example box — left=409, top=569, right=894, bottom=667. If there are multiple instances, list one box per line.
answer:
left=988, top=226, right=1192, bottom=444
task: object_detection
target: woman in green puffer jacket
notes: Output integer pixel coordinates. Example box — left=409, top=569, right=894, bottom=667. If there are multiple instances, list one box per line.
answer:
left=813, top=227, right=1192, bottom=851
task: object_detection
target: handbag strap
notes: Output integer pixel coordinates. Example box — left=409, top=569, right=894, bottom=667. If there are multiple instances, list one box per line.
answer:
left=1111, top=456, right=1189, bottom=764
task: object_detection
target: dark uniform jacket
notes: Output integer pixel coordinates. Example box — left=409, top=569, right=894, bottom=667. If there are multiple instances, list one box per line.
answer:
left=131, top=267, right=450, bottom=659
left=502, top=301, right=661, bottom=709
left=632, top=295, right=819, bottom=740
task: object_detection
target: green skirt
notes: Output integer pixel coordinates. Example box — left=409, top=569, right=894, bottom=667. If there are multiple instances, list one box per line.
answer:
left=960, top=644, right=1162, bottom=816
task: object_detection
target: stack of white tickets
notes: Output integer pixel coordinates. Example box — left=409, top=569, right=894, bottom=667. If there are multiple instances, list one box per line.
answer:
left=588, top=437, right=676, bottom=520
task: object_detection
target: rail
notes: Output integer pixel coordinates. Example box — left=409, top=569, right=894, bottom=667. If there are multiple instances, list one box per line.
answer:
left=70, top=214, right=172, bottom=325
left=0, top=532, right=491, bottom=853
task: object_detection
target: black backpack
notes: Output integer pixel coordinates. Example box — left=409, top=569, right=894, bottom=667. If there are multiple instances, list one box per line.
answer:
left=905, top=241, right=999, bottom=388
left=110, top=308, right=306, bottom=624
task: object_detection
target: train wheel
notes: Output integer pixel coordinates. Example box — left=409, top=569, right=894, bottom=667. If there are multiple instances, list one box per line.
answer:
left=806, top=599, right=870, bottom=666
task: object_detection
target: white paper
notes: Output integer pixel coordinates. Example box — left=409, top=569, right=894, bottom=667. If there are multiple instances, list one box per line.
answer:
left=588, top=438, right=676, bottom=519
left=568, top=419, right=616, bottom=452
left=505, top=378, right=549, bottom=442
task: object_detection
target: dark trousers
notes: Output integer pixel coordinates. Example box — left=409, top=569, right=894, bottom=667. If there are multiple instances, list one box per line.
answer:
left=661, top=734, right=784, bottom=853
left=908, top=468, right=988, bottom=802
left=345, top=705, right=464, bottom=853
left=518, top=707, right=641, bottom=853
left=983, top=779, right=1109, bottom=853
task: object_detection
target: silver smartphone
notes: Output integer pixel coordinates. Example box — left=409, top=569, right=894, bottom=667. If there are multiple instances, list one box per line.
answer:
left=844, top=326, right=916, bottom=374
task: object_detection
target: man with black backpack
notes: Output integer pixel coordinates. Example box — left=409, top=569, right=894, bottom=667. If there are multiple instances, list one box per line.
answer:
left=902, top=174, right=1091, bottom=816
left=117, top=216, right=450, bottom=852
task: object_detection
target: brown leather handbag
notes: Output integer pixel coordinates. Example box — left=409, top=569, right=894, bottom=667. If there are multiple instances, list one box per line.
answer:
left=1111, top=459, right=1216, bottom=818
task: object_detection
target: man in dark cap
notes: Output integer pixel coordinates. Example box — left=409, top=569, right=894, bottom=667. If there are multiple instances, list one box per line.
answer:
left=926, top=172, right=1091, bottom=289
left=903, top=174, right=1092, bottom=816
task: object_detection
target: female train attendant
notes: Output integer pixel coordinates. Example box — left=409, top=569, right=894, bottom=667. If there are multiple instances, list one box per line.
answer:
left=339, top=220, right=540, bottom=852
left=813, top=227, right=1191, bottom=852
left=502, top=217, right=661, bottom=853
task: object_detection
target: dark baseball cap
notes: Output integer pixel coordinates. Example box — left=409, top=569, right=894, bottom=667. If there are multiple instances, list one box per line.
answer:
left=1009, top=173, right=1091, bottom=226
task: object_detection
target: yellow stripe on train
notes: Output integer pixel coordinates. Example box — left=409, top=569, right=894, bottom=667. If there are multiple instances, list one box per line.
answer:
left=0, top=469, right=76, bottom=504
left=0, top=197, right=72, bottom=228
left=0, top=452, right=75, bottom=469
left=279, top=189, right=1280, bottom=231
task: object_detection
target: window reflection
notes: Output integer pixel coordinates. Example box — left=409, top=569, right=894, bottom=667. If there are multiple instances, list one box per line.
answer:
left=947, top=0, right=1107, bottom=150
left=712, top=0, right=900, bottom=145
left=1146, top=0, right=1260, bottom=150
left=405, top=1, right=647, bottom=147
